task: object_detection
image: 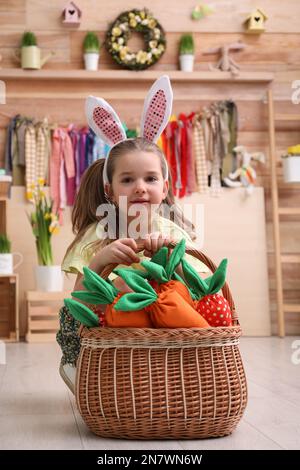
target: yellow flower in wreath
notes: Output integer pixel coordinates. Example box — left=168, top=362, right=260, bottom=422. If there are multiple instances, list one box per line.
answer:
left=148, top=18, right=157, bottom=29
left=112, top=26, right=122, bottom=37
left=136, top=50, right=148, bottom=64
left=119, top=46, right=129, bottom=60
left=149, top=40, right=157, bottom=49
left=129, top=18, right=137, bottom=28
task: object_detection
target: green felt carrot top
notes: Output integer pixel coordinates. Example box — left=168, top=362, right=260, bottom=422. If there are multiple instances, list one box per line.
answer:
left=64, top=298, right=99, bottom=328
left=114, top=270, right=158, bottom=312
left=113, top=238, right=187, bottom=286
left=65, top=267, right=120, bottom=327
left=71, top=266, right=119, bottom=305
left=181, top=258, right=228, bottom=300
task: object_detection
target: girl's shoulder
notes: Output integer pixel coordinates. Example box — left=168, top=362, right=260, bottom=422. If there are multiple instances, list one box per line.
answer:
left=62, top=222, right=103, bottom=274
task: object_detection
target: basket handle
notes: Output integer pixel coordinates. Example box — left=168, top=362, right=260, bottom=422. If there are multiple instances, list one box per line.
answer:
left=99, top=240, right=238, bottom=325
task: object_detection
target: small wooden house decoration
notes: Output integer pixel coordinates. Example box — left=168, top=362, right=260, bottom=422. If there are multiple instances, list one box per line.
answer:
left=62, top=2, right=82, bottom=26
left=244, top=8, right=268, bottom=34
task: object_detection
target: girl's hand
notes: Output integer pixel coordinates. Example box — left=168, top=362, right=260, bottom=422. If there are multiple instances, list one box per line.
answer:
left=95, top=238, right=140, bottom=268
left=143, top=232, right=172, bottom=258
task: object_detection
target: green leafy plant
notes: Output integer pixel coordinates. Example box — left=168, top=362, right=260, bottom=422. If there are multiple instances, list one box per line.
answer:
left=83, top=32, right=101, bottom=53
left=27, top=179, right=59, bottom=266
left=0, top=233, right=11, bottom=254
left=179, top=34, right=194, bottom=55
left=21, top=32, right=37, bottom=47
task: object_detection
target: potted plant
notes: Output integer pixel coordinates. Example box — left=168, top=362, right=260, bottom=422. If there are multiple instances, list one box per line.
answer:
left=179, top=34, right=195, bottom=72
left=27, top=179, right=63, bottom=291
left=282, top=145, right=300, bottom=183
left=83, top=32, right=101, bottom=71
left=0, top=233, right=23, bottom=275
left=15, top=31, right=54, bottom=70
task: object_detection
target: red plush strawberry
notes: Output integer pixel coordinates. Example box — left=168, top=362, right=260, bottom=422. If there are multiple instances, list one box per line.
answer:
left=181, top=258, right=232, bottom=327
left=194, top=293, right=232, bottom=327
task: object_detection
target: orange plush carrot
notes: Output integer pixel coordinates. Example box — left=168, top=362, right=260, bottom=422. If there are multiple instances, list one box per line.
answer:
left=72, top=267, right=153, bottom=328
left=114, top=269, right=209, bottom=329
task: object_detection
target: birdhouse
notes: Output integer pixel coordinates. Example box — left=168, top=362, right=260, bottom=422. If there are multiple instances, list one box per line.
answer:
left=62, top=1, right=82, bottom=26
left=244, top=8, right=268, bottom=34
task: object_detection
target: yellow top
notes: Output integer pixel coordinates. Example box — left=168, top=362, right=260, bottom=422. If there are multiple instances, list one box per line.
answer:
left=61, top=214, right=209, bottom=279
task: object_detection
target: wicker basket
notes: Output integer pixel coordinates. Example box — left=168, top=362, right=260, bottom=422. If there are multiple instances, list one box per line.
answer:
left=75, top=244, right=248, bottom=439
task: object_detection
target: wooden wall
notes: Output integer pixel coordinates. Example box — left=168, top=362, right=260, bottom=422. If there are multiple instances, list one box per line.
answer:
left=0, top=0, right=300, bottom=335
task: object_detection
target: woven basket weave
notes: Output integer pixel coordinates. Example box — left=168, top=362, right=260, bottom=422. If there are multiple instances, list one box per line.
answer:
left=75, top=243, right=248, bottom=439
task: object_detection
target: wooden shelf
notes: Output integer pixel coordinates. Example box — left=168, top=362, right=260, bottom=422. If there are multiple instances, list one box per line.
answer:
left=0, top=69, right=274, bottom=83
left=275, top=114, right=300, bottom=121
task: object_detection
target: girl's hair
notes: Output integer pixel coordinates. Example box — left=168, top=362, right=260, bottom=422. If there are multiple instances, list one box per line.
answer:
left=63, top=137, right=195, bottom=261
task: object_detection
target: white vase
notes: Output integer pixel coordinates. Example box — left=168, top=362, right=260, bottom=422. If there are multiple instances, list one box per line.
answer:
left=84, top=53, right=99, bottom=71
left=179, top=54, right=194, bottom=72
left=0, top=253, right=23, bottom=275
left=35, top=265, right=63, bottom=292
left=283, top=156, right=300, bottom=183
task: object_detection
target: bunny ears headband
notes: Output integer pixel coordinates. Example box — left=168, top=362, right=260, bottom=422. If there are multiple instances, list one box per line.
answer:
left=85, top=75, right=173, bottom=186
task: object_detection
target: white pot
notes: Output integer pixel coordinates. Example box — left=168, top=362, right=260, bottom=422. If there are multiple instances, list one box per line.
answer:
left=0, top=253, right=23, bottom=275
left=35, top=265, right=63, bottom=292
left=84, top=53, right=99, bottom=71
left=179, top=54, right=194, bottom=72
left=283, top=156, right=300, bottom=183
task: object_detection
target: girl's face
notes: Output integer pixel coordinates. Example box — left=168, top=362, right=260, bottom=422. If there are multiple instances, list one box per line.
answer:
left=107, top=151, right=169, bottom=212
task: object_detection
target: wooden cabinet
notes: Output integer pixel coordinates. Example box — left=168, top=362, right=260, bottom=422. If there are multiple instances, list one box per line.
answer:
left=0, top=274, right=19, bottom=341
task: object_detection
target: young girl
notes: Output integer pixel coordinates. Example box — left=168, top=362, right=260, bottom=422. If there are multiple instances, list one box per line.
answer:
left=57, top=77, right=208, bottom=393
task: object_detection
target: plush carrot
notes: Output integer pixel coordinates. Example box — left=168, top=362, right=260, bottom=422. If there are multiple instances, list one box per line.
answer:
left=114, top=239, right=194, bottom=306
left=181, top=258, right=232, bottom=327
left=114, top=269, right=209, bottom=328
left=72, top=267, right=153, bottom=328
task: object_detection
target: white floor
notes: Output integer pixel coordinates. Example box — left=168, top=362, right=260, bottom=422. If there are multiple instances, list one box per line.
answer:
left=0, top=337, right=299, bottom=450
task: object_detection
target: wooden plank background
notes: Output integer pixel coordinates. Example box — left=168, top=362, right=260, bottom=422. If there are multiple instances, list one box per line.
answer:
left=0, top=0, right=300, bottom=335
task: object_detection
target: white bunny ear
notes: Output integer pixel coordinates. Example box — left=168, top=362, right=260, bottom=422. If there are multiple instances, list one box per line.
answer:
left=85, top=96, right=127, bottom=147
left=140, top=75, right=173, bottom=143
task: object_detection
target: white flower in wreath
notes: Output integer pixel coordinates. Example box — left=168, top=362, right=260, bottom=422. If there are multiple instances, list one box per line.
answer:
left=141, top=19, right=149, bottom=25
left=151, top=48, right=161, bottom=57
left=154, top=28, right=161, bottom=39
left=158, top=44, right=165, bottom=52
left=135, top=15, right=141, bottom=22
left=118, top=37, right=124, bottom=45
left=146, top=52, right=153, bottom=63
left=119, top=23, right=128, bottom=31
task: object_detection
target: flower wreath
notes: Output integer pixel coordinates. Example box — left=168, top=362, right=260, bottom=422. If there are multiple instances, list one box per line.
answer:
left=105, top=9, right=166, bottom=70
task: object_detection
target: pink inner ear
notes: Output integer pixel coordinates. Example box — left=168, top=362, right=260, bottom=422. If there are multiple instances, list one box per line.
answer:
left=143, top=90, right=167, bottom=141
left=93, top=107, right=124, bottom=144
